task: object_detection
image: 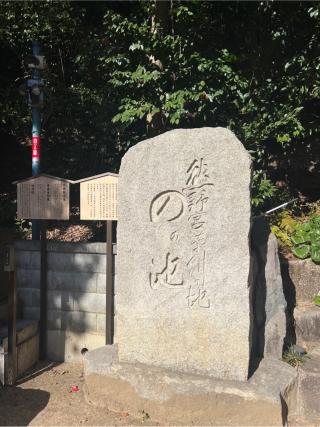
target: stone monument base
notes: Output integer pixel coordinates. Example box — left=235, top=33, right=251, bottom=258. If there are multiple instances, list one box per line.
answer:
left=84, top=345, right=298, bottom=426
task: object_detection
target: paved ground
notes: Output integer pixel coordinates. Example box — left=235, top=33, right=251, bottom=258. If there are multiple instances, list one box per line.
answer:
left=0, top=361, right=155, bottom=426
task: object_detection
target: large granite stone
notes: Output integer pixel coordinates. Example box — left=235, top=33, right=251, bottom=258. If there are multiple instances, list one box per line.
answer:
left=115, top=128, right=252, bottom=381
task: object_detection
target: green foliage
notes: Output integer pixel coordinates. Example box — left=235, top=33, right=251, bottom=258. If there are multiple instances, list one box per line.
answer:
left=271, top=225, right=293, bottom=248
left=291, top=216, right=320, bottom=263
left=270, top=208, right=320, bottom=264
left=278, top=212, right=299, bottom=235
left=0, top=195, right=17, bottom=225
left=270, top=211, right=299, bottom=247
left=14, top=218, right=31, bottom=238
left=283, top=345, right=309, bottom=368
left=313, top=295, right=320, bottom=306
left=292, top=244, right=310, bottom=260
left=1, top=1, right=320, bottom=211
left=251, top=172, right=277, bottom=208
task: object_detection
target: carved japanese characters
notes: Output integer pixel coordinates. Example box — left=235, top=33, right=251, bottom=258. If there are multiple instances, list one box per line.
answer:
left=115, top=128, right=251, bottom=381
left=149, top=158, right=213, bottom=308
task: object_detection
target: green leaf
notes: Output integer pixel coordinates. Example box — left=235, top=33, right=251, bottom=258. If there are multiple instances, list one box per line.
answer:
left=311, top=216, right=320, bottom=229
left=309, top=231, right=320, bottom=245
left=128, top=42, right=144, bottom=51
left=313, top=295, right=320, bottom=306
left=301, top=222, right=312, bottom=232
left=292, top=244, right=310, bottom=259
left=311, top=244, right=320, bottom=263
left=291, top=231, right=309, bottom=245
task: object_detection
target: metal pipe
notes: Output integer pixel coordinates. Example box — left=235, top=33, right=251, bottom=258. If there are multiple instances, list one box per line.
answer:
left=106, top=220, right=114, bottom=344
left=264, top=198, right=298, bottom=215
left=31, top=40, right=41, bottom=240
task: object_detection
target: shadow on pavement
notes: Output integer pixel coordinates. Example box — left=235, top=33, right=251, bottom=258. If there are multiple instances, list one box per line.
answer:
left=0, top=361, right=60, bottom=426
left=0, top=386, right=49, bottom=426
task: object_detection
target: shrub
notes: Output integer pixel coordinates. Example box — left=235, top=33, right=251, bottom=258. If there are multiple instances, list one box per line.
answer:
left=291, top=216, right=320, bottom=263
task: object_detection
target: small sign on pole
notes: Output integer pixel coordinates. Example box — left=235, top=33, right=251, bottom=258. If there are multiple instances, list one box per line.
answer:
left=76, top=173, right=118, bottom=221
left=76, top=173, right=118, bottom=345
left=14, top=174, right=72, bottom=221
left=13, top=174, right=72, bottom=359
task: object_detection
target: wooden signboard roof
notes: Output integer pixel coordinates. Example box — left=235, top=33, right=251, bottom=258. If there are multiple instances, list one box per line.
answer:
left=73, top=172, right=118, bottom=184
left=13, top=173, right=74, bottom=184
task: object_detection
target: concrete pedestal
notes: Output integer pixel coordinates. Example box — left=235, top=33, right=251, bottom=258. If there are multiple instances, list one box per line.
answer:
left=84, top=345, right=298, bottom=426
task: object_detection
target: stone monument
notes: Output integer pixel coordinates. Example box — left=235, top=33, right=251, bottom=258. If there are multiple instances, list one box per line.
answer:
left=84, top=128, right=296, bottom=425
left=115, top=127, right=251, bottom=381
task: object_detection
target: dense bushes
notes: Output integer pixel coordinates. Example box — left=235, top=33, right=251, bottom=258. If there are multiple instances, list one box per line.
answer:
left=1, top=1, right=320, bottom=221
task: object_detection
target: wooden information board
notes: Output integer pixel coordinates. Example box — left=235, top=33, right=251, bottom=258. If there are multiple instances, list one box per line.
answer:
left=80, top=174, right=118, bottom=220
left=16, top=175, right=70, bottom=220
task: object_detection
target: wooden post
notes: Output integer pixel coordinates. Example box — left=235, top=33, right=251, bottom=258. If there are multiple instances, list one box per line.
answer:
left=39, top=221, right=47, bottom=359
left=5, top=245, right=17, bottom=385
left=106, top=220, right=114, bottom=345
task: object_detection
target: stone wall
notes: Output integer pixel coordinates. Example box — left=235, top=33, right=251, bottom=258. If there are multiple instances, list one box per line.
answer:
left=14, top=234, right=300, bottom=365
left=15, top=240, right=115, bottom=361
left=281, top=257, right=320, bottom=305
